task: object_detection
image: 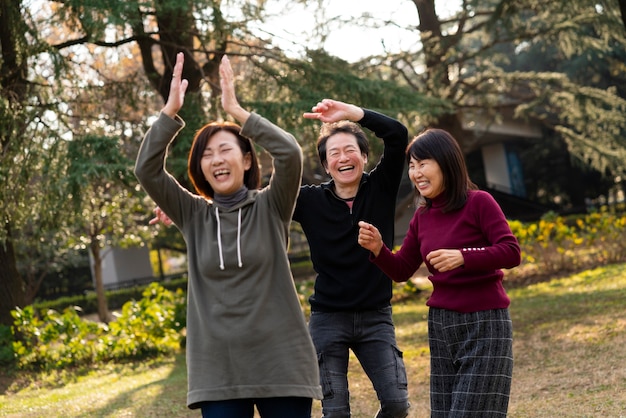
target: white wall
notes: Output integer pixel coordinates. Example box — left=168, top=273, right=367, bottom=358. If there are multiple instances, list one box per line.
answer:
left=90, top=246, right=154, bottom=288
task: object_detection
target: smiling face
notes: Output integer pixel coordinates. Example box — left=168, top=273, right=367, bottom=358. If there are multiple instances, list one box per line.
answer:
left=408, top=156, right=444, bottom=199
left=324, top=132, right=368, bottom=190
left=200, top=130, right=252, bottom=196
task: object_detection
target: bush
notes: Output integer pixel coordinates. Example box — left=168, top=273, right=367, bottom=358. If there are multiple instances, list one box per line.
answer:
left=11, top=305, right=104, bottom=371
left=32, top=276, right=188, bottom=317
left=100, top=283, right=186, bottom=361
left=508, top=209, right=626, bottom=278
left=0, top=324, right=15, bottom=368
left=11, top=283, right=186, bottom=371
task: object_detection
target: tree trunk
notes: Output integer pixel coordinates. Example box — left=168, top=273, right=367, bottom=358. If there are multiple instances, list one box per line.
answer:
left=0, top=223, right=25, bottom=326
left=1, top=0, right=29, bottom=326
left=412, top=0, right=468, bottom=150
left=90, top=242, right=111, bottom=323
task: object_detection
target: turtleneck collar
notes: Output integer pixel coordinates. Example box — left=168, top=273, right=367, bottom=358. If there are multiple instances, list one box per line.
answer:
left=213, top=185, right=248, bottom=271
left=429, top=193, right=447, bottom=209
left=213, top=186, right=249, bottom=208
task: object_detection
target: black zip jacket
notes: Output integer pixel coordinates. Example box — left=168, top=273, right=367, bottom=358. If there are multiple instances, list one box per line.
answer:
left=293, top=109, right=408, bottom=311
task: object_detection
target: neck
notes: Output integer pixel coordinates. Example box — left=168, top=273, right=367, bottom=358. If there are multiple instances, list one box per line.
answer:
left=333, top=183, right=358, bottom=200
left=214, top=185, right=249, bottom=208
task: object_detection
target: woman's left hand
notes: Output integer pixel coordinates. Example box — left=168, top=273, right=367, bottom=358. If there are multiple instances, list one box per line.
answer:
left=162, top=52, right=189, bottom=118
left=426, top=249, right=464, bottom=272
left=219, top=55, right=250, bottom=123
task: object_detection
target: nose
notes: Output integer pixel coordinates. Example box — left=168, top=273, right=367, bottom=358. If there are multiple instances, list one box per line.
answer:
left=338, top=151, right=350, bottom=161
left=410, top=167, right=423, bottom=180
left=212, top=152, right=224, bottom=164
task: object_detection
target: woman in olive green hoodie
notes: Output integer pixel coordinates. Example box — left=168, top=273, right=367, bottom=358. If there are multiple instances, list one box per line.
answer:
left=134, top=53, right=322, bottom=417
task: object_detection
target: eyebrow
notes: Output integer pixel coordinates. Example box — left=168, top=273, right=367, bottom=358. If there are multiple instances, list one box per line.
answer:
left=205, top=142, right=234, bottom=150
left=328, top=144, right=358, bottom=152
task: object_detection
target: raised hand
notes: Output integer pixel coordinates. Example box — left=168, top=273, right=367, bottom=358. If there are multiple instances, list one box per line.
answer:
left=162, top=52, right=189, bottom=118
left=219, top=55, right=250, bottom=124
left=303, top=99, right=364, bottom=123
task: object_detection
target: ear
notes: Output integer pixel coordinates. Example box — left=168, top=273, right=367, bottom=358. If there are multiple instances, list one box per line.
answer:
left=363, top=153, right=368, bottom=164
left=323, top=162, right=329, bottom=174
left=243, top=152, right=252, bottom=170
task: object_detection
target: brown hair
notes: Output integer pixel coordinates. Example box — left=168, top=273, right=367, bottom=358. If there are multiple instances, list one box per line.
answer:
left=187, top=122, right=260, bottom=199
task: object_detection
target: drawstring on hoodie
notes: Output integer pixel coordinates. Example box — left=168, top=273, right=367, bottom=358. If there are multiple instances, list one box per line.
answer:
left=215, top=207, right=224, bottom=270
left=236, top=208, right=242, bottom=267
left=215, top=207, right=243, bottom=270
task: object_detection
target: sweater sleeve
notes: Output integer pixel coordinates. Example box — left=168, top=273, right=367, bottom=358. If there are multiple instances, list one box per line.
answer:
left=460, top=191, right=521, bottom=272
left=358, top=109, right=408, bottom=191
left=134, top=112, right=201, bottom=229
left=240, top=113, right=303, bottom=222
left=371, top=211, right=425, bottom=283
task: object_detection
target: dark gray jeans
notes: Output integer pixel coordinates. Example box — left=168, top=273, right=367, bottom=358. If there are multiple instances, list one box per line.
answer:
left=309, top=306, right=410, bottom=418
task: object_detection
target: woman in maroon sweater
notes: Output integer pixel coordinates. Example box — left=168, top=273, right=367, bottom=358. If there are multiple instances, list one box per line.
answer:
left=358, top=128, right=521, bottom=417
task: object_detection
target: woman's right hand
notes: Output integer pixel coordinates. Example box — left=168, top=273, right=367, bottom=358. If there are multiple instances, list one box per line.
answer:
left=149, top=206, right=173, bottom=227
left=162, top=52, right=189, bottom=118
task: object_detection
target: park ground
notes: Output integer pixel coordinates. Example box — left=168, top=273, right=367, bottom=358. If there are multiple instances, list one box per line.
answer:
left=1, top=263, right=625, bottom=417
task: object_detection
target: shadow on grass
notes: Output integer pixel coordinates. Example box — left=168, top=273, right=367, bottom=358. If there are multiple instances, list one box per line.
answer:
left=72, top=354, right=192, bottom=418
left=0, top=369, right=18, bottom=395
left=509, top=265, right=626, bottom=336
left=146, top=352, right=193, bottom=417
left=508, top=265, right=626, bottom=416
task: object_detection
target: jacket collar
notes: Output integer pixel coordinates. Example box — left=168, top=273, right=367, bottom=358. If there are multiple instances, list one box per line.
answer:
left=320, top=173, right=369, bottom=200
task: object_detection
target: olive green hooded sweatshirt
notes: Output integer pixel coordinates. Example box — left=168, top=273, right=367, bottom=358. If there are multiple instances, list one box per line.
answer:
left=135, top=112, right=322, bottom=408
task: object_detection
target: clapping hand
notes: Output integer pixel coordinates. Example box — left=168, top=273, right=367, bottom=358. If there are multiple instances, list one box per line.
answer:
left=162, top=52, right=189, bottom=118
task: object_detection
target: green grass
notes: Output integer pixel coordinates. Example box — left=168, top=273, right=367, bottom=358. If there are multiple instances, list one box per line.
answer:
left=505, top=264, right=626, bottom=418
left=1, top=263, right=626, bottom=417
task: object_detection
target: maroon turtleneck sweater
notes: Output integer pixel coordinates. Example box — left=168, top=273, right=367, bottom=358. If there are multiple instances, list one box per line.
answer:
left=372, top=190, right=521, bottom=313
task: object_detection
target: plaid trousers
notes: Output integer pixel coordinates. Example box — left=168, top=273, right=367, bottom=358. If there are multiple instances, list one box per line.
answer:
left=428, top=308, right=513, bottom=418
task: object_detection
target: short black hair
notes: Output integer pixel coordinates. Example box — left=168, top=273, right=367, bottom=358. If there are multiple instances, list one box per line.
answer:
left=316, top=121, right=369, bottom=167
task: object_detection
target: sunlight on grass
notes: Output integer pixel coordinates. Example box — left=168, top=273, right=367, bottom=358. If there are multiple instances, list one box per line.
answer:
left=557, top=318, right=626, bottom=344
left=0, top=357, right=194, bottom=418
left=508, top=263, right=626, bottom=417
left=508, top=264, right=626, bottom=335
left=2, top=263, right=626, bottom=417
left=391, top=302, right=430, bottom=368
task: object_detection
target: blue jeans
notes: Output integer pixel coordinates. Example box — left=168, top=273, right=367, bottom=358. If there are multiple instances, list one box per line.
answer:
left=200, top=397, right=312, bottom=418
left=309, top=307, right=410, bottom=418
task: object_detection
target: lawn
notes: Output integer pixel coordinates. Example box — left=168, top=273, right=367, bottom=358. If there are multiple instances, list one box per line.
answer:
left=1, top=263, right=625, bottom=417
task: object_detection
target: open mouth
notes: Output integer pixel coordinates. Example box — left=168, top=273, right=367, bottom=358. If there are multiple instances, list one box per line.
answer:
left=416, top=181, right=430, bottom=190
left=338, top=166, right=354, bottom=172
left=214, top=169, right=230, bottom=179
